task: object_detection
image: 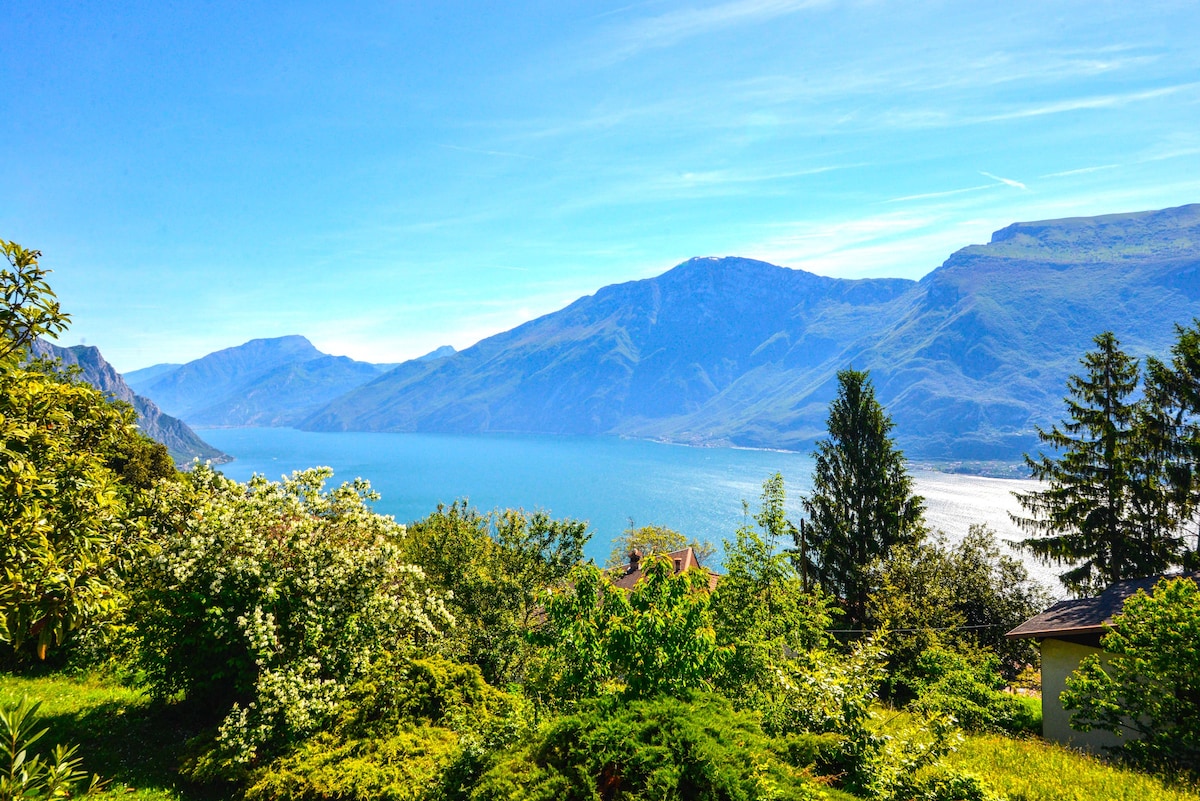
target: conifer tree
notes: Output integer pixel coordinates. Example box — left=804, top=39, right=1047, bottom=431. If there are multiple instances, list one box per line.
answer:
left=1013, top=332, right=1181, bottom=596
left=1143, top=319, right=1200, bottom=565
left=800, top=369, right=924, bottom=624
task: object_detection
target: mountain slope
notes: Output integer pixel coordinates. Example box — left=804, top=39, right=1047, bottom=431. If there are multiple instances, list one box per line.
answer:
left=29, top=340, right=230, bottom=465
left=129, top=335, right=388, bottom=426
left=302, top=204, right=1200, bottom=461
left=303, top=256, right=915, bottom=438
left=128, top=335, right=324, bottom=418
left=186, top=355, right=385, bottom=427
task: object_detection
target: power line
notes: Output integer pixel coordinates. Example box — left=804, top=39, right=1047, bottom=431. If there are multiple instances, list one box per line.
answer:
left=826, top=623, right=1005, bottom=635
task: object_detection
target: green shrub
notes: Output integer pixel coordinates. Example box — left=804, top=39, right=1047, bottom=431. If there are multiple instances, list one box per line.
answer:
left=245, top=654, right=533, bottom=801
left=471, top=693, right=826, bottom=801
left=131, top=465, right=453, bottom=776
left=906, top=647, right=1038, bottom=734
left=1063, top=576, right=1200, bottom=777
left=531, top=556, right=730, bottom=706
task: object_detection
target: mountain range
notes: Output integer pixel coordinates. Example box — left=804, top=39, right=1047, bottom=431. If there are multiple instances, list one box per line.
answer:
left=127, top=336, right=453, bottom=428
left=30, top=340, right=229, bottom=464
left=126, top=203, right=1200, bottom=465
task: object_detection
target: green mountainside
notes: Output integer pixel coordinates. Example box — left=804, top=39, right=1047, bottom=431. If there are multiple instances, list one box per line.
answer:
left=29, top=340, right=230, bottom=465
left=301, top=204, right=1200, bottom=461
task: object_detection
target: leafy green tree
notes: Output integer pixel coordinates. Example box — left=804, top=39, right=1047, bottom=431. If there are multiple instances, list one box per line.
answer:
left=403, top=501, right=589, bottom=685
left=1014, top=332, right=1186, bottom=596
left=712, top=474, right=836, bottom=705
left=0, top=364, right=150, bottom=659
left=869, top=525, right=1050, bottom=693
left=605, top=522, right=714, bottom=569
left=533, top=555, right=729, bottom=706
left=0, top=241, right=172, bottom=661
left=131, top=465, right=452, bottom=775
left=0, top=241, right=69, bottom=364
left=800, top=369, right=925, bottom=624
left=1061, top=576, right=1200, bottom=776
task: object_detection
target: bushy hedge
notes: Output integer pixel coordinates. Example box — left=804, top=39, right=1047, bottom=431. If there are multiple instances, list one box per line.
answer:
left=471, top=693, right=831, bottom=801
left=907, top=648, right=1037, bottom=735
left=244, top=654, right=532, bottom=801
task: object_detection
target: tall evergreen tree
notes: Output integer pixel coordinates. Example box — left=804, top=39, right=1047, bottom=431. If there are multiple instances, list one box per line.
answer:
left=799, top=369, right=924, bottom=624
left=1013, top=332, right=1184, bottom=596
left=1144, top=319, right=1200, bottom=565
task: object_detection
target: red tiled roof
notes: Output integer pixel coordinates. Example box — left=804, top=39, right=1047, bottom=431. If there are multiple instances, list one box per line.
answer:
left=609, top=546, right=720, bottom=591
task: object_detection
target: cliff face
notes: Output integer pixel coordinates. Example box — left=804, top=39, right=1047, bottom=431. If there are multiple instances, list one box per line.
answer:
left=29, top=339, right=230, bottom=465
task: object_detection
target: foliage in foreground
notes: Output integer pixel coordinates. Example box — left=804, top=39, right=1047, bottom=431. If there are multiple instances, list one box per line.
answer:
left=402, top=501, right=590, bottom=687
left=0, top=694, right=103, bottom=800
left=905, top=648, right=1038, bottom=735
left=132, top=465, right=452, bottom=776
left=1062, top=576, right=1200, bottom=777
left=472, top=693, right=831, bottom=801
left=870, top=525, right=1050, bottom=695
left=0, top=239, right=177, bottom=664
left=244, top=654, right=532, bottom=801
left=532, top=555, right=729, bottom=705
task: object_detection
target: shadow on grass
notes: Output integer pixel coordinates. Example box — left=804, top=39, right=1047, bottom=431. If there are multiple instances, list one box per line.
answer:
left=37, top=699, right=232, bottom=801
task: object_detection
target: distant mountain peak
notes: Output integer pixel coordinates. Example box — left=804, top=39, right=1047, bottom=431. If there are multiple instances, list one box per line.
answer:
left=300, top=203, right=1200, bottom=462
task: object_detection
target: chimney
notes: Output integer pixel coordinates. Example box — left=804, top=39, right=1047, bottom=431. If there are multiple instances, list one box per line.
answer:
left=628, top=548, right=642, bottom=574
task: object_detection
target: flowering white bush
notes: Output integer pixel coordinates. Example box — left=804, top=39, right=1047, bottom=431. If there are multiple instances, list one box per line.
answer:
left=131, top=464, right=452, bottom=775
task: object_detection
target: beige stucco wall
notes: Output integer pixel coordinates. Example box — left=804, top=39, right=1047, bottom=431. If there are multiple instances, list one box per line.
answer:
left=1040, top=638, right=1134, bottom=751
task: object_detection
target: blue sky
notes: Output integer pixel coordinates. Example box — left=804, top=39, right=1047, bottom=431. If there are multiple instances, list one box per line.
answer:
left=4, top=0, right=1199, bottom=371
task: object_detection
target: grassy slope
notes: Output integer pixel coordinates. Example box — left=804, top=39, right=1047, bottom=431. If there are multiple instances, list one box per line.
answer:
left=3, top=672, right=1198, bottom=801
left=949, top=732, right=1200, bottom=801
left=0, top=674, right=226, bottom=801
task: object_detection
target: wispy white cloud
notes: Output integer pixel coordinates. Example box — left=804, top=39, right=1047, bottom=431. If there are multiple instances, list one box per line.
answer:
left=599, top=0, right=829, bottom=62
left=980, top=171, right=1027, bottom=190
left=1039, top=164, right=1120, bottom=178
left=887, top=184, right=994, bottom=203
left=439, top=143, right=538, bottom=160
left=975, top=83, right=1196, bottom=123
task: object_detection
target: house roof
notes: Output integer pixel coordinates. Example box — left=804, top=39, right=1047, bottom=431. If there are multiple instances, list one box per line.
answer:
left=1006, top=570, right=1200, bottom=640
left=610, top=546, right=720, bottom=591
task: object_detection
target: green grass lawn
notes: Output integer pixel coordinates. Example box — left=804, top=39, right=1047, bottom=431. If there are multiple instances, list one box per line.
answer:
left=949, top=731, right=1200, bottom=801
left=0, top=673, right=229, bottom=801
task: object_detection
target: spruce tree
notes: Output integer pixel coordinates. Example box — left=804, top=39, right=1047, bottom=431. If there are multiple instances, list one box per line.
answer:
left=1013, top=331, right=1180, bottom=596
left=1144, top=319, right=1200, bottom=565
left=799, top=369, right=924, bottom=624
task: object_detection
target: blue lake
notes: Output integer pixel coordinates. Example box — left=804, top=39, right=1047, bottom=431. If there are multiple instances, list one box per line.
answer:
left=198, top=428, right=1055, bottom=588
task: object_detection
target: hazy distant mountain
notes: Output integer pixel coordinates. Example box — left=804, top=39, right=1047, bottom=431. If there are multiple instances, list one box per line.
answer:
left=29, top=340, right=230, bottom=465
left=301, top=204, right=1200, bottom=462
left=186, top=355, right=385, bottom=427
left=128, top=335, right=393, bottom=427
left=123, top=362, right=182, bottom=386
left=418, top=345, right=457, bottom=362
